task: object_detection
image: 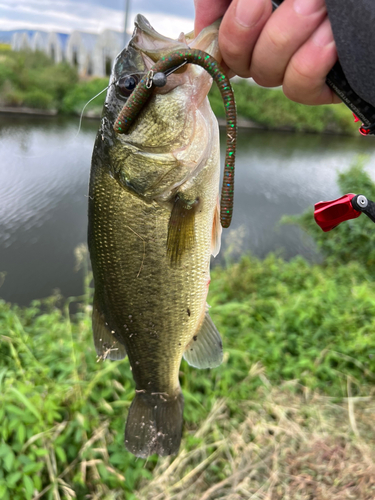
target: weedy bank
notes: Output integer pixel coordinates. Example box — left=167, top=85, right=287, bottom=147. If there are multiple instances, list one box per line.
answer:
left=1, top=163, right=375, bottom=499
left=0, top=48, right=107, bottom=115
left=0, top=48, right=358, bottom=135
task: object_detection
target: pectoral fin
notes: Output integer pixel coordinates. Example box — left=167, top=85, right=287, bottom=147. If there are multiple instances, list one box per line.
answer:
left=92, top=296, right=127, bottom=361
left=183, top=312, right=223, bottom=369
left=211, top=197, right=222, bottom=257
left=167, top=195, right=198, bottom=264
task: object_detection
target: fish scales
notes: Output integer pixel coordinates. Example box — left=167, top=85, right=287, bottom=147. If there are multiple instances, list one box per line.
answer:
left=88, top=15, right=224, bottom=457
left=89, top=103, right=219, bottom=389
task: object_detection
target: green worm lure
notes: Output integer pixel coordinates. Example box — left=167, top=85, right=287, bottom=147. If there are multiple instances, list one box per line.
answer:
left=114, top=48, right=237, bottom=229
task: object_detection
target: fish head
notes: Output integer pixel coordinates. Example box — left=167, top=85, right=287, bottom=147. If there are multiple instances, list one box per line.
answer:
left=101, top=14, right=221, bottom=152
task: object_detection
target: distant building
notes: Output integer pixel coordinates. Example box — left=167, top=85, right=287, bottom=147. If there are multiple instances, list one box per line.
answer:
left=47, top=33, right=69, bottom=63
left=66, top=31, right=98, bottom=76
left=11, top=32, right=32, bottom=51
left=4, top=28, right=129, bottom=78
left=94, top=29, right=124, bottom=77
left=31, top=31, right=49, bottom=53
left=0, top=29, right=34, bottom=46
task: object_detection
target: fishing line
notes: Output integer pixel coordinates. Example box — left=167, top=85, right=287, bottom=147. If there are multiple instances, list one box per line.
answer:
left=74, top=84, right=109, bottom=139
left=9, top=71, right=151, bottom=159
left=9, top=84, right=111, bottom=159
left=74, top=71, right=146, bottom=138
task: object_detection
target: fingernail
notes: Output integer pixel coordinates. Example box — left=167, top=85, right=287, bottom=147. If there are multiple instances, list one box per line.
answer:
left=313, top=18, right=335, bottom=47
left=294, top=0, right=325, bottom=16
left=235, top=0, right=266, bottom=28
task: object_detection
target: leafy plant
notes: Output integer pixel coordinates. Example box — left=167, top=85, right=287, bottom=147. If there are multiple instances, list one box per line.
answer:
left=0, top=287, right=148, bottom=500
left=0, top=49, right=78, bottom=111
left=2, top=233, right=375, bottom=497
left=60, top=78, right=108, bottom=115
left=23, top=90, right=54, bottom=109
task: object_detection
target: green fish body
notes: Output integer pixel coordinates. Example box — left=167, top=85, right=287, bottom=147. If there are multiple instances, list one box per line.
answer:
left=88, top=15, right=223, bottom=457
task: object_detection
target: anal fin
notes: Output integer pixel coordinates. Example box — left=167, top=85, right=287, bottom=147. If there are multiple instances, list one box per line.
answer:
left=92, top=295, right=127, bottom=361
left=183, top=311, right=223, bottom=369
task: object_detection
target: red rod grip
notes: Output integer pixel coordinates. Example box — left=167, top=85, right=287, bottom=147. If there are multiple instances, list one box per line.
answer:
left=314, top=193, right=361, bottom=232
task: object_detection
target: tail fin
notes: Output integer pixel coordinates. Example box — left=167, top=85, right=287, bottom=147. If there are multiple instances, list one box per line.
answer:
left=125, top=391, right=184, bottom=458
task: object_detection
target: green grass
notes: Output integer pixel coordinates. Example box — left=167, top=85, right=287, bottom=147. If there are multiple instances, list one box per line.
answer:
left=2, top=252, right=375, bottom=498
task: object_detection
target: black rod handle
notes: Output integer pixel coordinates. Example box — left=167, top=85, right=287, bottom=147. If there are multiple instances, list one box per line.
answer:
left=271, top=0, right=375, bottom=130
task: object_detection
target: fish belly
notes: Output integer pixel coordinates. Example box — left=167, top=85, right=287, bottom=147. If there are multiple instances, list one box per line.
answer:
left=88, top=156, right=218, bottom=394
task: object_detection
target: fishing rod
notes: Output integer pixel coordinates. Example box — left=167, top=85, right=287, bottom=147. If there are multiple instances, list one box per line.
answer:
left=272, top=0, right=375, bottom=136
left=314, top=193, right=375, bottom=231
left=272, top=1, right=375, bottom=231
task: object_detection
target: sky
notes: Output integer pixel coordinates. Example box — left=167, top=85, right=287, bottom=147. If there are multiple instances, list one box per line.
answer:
left=0, top=0, right=195, bottom=39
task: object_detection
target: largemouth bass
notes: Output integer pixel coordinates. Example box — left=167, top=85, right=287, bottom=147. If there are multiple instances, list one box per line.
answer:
left=88, top=15, right=223, bottom=458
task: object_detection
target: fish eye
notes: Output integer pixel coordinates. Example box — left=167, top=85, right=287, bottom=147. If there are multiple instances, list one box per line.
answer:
left=117, top=74, right=139, bottom=97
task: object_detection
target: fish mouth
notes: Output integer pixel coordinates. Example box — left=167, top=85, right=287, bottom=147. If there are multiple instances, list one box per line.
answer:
left=105, top=15, right=221, bottom=139
left=188, top=19, right=221, bottom=61
left=130, top=14, right=221, bottom=69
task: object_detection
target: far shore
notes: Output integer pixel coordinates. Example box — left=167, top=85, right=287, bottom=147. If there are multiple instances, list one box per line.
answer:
left=0, top=106, right=356, bottom=136
left=0, top=106, right=58, bottom=117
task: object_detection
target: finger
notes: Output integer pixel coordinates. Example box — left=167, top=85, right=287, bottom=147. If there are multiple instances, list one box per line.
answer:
left=250, top=0, right=327, bottom=87
left=218, top=0, right=273, bottom=78
left=283, top=17, right=338, bottom=104
left=194, top=0, right=232, bottom=35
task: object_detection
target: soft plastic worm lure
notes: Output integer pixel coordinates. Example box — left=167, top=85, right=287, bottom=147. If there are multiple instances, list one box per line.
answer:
left=114, top=48, right=237, bottom=229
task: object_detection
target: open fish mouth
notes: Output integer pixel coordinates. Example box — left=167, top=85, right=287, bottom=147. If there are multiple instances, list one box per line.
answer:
left=130, top=14, right=221, bottom=71
left=107, top=15, right=222, bottom=122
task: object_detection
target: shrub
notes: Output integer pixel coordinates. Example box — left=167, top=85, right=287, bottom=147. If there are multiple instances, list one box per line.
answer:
left=0, top=49, right=78, bottom=111
left=0, top=294, right=148, bottom=500
left=60, top=78, right=108, bottom=115
left=23, top=90, right=54, bottom=109
left=0, top=81, right=25, bottom=106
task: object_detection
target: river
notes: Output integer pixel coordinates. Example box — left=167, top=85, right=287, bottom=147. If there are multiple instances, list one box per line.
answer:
left=1, top=114, right=375, bottom=305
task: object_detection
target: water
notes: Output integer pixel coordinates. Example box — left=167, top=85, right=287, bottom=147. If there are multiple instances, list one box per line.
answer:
left=1, top=114, right=375, bottom=305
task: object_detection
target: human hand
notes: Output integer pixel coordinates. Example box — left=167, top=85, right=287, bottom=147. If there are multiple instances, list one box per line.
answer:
left=194, top=0, right=341, bottom=105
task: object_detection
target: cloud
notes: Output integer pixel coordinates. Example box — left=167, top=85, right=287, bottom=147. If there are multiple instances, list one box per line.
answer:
left=0, top=0, right=194, bottom=39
